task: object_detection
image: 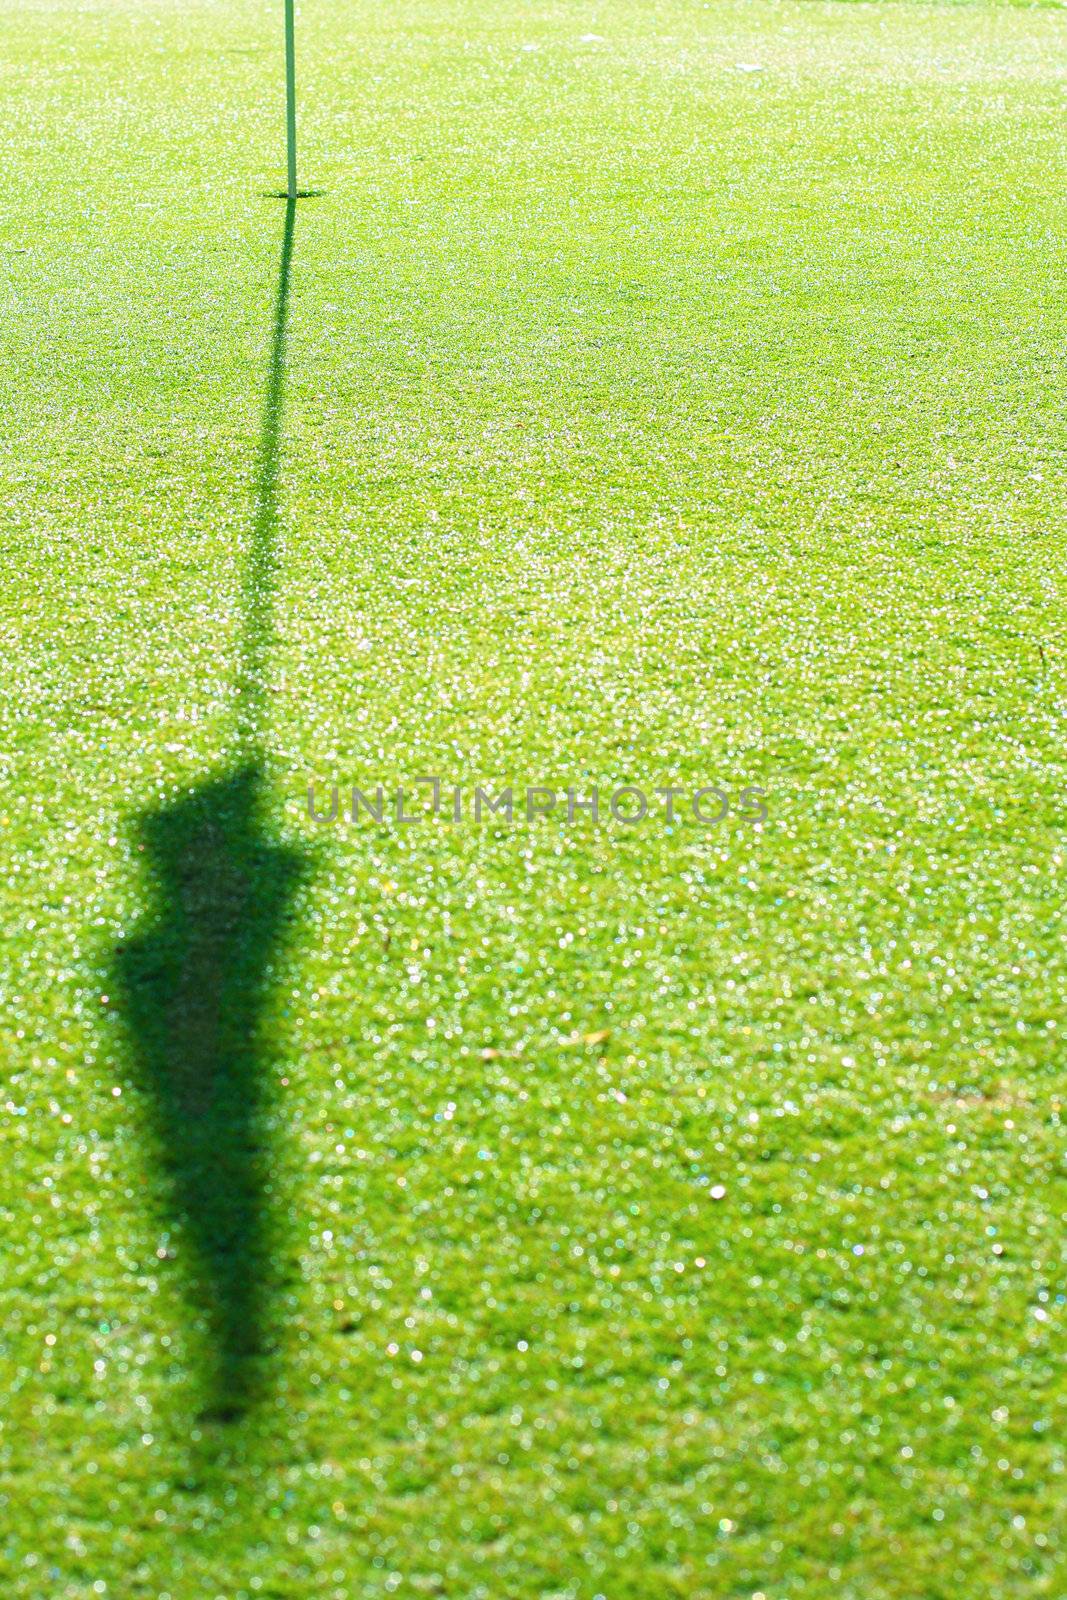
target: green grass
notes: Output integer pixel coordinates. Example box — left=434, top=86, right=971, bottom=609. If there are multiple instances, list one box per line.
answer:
left=1, top=0, right=1065, bottom=1596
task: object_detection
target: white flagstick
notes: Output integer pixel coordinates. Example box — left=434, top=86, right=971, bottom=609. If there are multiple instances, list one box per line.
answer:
left=284, top=0, right=297, bottom=199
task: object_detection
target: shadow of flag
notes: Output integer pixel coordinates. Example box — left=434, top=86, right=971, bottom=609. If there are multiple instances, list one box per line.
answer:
left=114, top=763, right=306, bottom=1418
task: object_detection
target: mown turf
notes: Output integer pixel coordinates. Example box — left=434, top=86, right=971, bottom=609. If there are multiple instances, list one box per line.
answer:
left=1, top=0, right=1065, bottom=1596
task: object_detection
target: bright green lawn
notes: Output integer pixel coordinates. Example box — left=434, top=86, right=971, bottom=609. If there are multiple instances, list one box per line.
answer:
left=1, top=0, right=1065, bottom=1595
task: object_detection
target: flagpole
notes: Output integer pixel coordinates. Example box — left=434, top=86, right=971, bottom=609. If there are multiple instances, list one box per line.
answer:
left=284, top=0, right=297, bottom=199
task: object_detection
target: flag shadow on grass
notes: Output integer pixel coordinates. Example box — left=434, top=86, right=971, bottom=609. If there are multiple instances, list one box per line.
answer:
left=113, top=199, right=308, bottom=1422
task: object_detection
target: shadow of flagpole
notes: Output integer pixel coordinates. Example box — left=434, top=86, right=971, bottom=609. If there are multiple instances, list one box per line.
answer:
left=238, top=197, right=296, bottom=754
left=113, top=199, right=309, bottom=1422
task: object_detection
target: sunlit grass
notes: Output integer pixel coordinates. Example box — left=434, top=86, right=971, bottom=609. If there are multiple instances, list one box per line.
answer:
left=0, top=0, right=1064, bottom=1595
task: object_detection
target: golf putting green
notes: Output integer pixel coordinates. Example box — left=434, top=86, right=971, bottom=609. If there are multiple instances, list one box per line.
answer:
left=1, top=0, right=1064, bottom=1595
